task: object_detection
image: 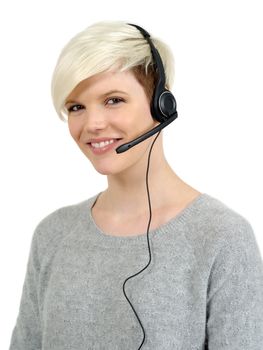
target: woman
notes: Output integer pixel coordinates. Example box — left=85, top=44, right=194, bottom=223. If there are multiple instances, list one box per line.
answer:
left=9, top=21, right=263, bottom=350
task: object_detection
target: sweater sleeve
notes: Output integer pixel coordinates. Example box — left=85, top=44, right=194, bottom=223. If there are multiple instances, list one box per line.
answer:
left=9, top=227, right=42, bottom=350
left=206, top=218, right=263, bottom=349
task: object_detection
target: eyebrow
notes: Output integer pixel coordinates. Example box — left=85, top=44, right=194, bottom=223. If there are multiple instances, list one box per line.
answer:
left=65, top=90, right=129, bottom=105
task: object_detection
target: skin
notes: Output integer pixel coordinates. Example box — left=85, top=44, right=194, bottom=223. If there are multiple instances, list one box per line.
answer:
left=65, top=69, right=201, bottom=236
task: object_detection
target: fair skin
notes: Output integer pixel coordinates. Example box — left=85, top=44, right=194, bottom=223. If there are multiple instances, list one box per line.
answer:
left=65, top=69, right=201, bottom=236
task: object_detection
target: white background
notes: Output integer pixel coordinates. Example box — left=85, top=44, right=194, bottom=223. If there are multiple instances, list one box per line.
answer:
left=1, top=0, right=262, bottom=348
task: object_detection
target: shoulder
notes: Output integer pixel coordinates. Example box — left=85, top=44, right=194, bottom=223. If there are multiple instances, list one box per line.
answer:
left=182, top=194, right=262, bottom=288
left=183, top=193, right=261, bottom=265
left=192, top=193, right=255, bottom=242
left=30, top=194, right=98, bottom=259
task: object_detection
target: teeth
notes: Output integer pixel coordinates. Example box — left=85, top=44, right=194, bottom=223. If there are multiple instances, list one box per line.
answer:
left=91, top=139, right=115, bottom=148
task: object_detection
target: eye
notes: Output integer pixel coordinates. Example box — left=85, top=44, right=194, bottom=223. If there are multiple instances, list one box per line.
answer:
left=106, top=97, right=125, bottom=106
left=67, top=104, right=85, bottom=113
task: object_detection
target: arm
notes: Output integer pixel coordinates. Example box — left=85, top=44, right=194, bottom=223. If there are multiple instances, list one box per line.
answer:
left=9, top=229, right=42, bottom=350
left=206, top=218, right=263, bottom=349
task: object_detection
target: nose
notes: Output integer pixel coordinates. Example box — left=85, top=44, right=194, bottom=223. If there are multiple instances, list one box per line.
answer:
left=82, top=107, right=108, bottom=133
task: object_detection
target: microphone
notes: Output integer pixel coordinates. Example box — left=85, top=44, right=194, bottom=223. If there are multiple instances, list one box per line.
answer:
left=115, top=112, right=177, bottom=154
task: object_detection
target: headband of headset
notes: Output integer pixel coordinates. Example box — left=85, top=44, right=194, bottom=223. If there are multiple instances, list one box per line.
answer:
left=127, top=23, right=177, bottom=122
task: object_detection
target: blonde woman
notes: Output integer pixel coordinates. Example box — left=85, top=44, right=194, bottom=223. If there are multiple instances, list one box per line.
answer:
left=9, top=21, right=263, bottom=350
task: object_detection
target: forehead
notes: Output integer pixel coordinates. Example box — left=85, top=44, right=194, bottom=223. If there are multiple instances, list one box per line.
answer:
left=65, top=69, right=142, bottom=103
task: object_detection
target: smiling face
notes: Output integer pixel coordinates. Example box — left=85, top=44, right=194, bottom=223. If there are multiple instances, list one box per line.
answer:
left=65, top=69, right=160, bottom=176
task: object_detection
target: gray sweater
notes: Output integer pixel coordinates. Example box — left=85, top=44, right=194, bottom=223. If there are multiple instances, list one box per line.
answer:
left=9, top=193, right=263, bottom=349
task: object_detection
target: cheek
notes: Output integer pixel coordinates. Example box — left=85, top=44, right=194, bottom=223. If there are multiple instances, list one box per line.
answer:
left=136, top=103, right=154, bottom=126
left=123, top=107, right=152, bottom=138
left=68, top=120, right=81, bottom=141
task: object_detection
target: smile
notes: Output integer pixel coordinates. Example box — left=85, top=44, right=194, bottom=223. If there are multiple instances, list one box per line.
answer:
left=87, top=139, right=123, bottom=155
left=91, top=139, right=115, bottom=148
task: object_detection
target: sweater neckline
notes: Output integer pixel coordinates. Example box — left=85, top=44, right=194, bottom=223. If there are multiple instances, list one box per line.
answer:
left=84, top=192, right=211, bottom=243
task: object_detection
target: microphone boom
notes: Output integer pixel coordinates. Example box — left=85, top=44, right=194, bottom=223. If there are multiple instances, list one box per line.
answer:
left=115, top=113, right=177, bottom=154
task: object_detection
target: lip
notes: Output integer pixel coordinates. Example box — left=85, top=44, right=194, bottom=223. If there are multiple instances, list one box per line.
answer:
left=87, top=138, right=123, bottom=155
left=87, top=137, right=122, bottom=143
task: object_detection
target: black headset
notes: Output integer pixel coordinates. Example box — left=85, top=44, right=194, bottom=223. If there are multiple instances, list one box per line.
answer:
left=116, top=24, right=178, bottom=350
left=115, top=23, right=178, bottom=154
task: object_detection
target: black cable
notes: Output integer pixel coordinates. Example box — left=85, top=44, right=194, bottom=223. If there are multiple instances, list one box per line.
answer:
left=122, top=130, right=162, bottom=349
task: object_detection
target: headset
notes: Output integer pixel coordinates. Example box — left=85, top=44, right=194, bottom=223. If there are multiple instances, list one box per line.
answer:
left=115, top=24, right=178, bottom=349
left=115, top=23, right=177, bottom=154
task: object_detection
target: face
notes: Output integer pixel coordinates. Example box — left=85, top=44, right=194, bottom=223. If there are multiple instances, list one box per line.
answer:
left=65, top=69, right=159, bottom=176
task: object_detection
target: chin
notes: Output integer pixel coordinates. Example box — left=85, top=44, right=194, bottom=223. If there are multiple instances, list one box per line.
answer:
left=94, top=167, right=114, bottom=175
left=86, top=147, right=147, bottom=176
left=91, top=160, right=133, bottom=176
left=91, top=161, right=121, bottom=176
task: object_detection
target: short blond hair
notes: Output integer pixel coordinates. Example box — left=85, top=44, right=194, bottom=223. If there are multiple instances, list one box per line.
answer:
left=51, top=20, right=175, bottom=122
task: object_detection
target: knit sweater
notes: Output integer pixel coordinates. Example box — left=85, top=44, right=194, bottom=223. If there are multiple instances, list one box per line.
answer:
left=9, top=192, right=263, bottom=350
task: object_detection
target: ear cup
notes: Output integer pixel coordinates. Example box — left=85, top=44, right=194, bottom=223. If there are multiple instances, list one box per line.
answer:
left=151, top=85, right=177, bottom=122
left=159, top=91, right=177, bottom=118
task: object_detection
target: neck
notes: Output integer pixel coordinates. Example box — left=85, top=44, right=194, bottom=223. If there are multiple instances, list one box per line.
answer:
left=96, top=137, right=193, bottom=216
